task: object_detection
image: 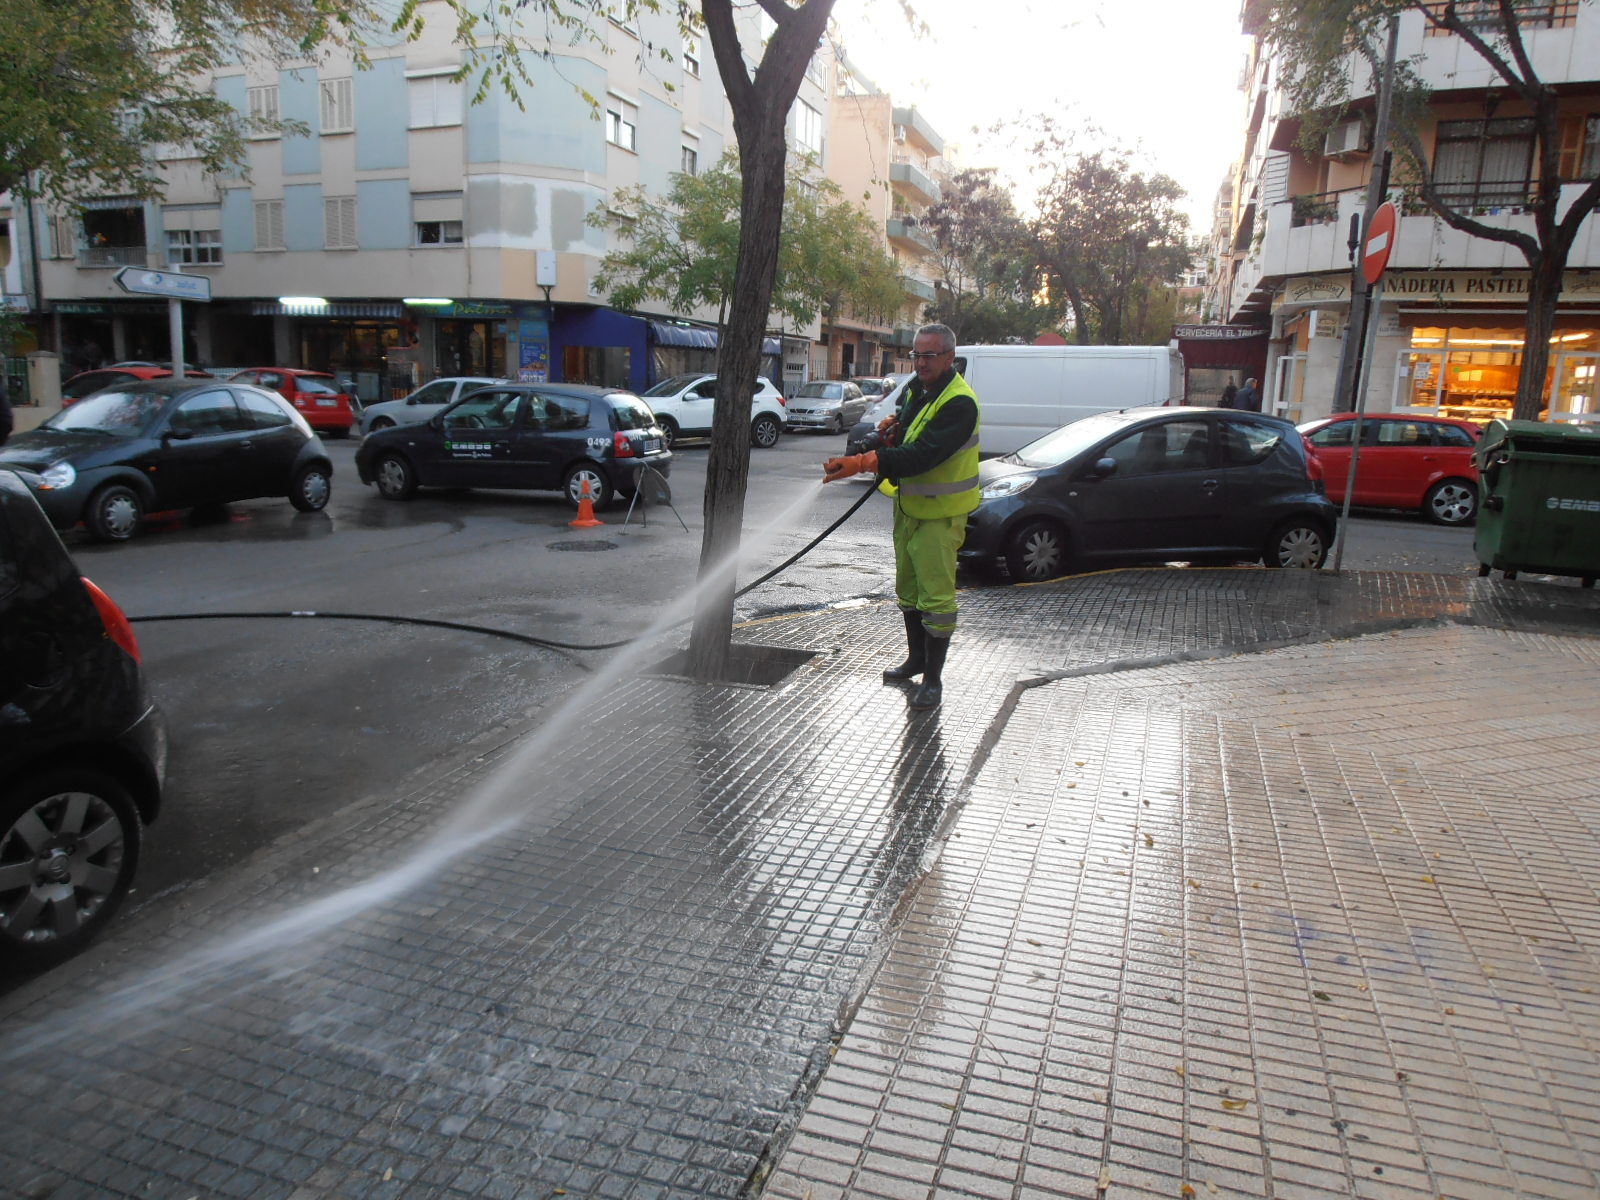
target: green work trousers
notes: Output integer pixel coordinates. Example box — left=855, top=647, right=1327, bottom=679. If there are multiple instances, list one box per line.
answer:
left=893, top=506, right=967, bottom=638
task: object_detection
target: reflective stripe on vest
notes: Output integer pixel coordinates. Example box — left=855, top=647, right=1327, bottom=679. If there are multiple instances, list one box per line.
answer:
left=878, top=374, right=982, bottom=518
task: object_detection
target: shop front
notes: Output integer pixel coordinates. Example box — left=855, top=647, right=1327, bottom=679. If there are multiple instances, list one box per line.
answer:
left=1393, top=320, right=1599, bottom=423
left=550, top=308, right=783, bottom=394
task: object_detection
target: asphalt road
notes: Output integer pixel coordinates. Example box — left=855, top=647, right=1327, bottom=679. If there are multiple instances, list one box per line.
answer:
left=15, top=429, right=1483, bottom=976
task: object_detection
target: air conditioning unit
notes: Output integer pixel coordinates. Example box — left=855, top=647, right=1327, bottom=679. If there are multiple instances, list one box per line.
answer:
left=1323, top=119, right=1367, bottom=157
left=893, top=124, right=907, bottom=144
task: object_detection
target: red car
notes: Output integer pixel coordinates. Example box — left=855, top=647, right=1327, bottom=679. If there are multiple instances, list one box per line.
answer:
left=228, top=368, right=356, bottom=437
left=62, top=365, right=213, bottom=405
left=1297, top=412, right=1482, bottom=525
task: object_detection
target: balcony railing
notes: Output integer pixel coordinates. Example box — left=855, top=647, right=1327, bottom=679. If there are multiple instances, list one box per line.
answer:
left=890, top=160, right=940, bottom=204
left=1423, top=0, right=1577, bottom=34
left=77, top=245, right=148, bottom=268
left=886, top=217, right=935, bottom=253
left=1398, top=180, right=1539, bottom=215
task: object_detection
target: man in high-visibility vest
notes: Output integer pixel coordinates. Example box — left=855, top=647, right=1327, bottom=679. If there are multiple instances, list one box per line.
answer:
left=821, top=323, right=981, bottom=710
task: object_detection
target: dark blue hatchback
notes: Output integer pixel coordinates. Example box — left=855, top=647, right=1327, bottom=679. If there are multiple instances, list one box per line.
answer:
left=961, top=407, right=1337, bottom=581
left=356, top=383, right=671, bottom=509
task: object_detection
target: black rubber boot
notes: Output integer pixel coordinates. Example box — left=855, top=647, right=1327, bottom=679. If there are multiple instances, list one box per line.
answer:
left=909, top=635, right=949, bottom=710
left=883, top=609, right=926, bottom=683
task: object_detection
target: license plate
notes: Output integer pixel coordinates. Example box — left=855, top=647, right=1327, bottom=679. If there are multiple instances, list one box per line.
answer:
left=643, top=438, right=661, bottom=453
left=316, top=398, right=337, bottom=407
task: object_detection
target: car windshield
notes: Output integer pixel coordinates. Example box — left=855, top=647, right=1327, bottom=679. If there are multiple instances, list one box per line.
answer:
left=45, top=388, right=171, bottom=436
left=609, top=395, right=658, bottom=430
left=294, top=375, right=341, bottom=395
left=643, top=374, right=706, bottom=398
left=1006, top=412, right=1134, bottom=468
left=797, top=383, right=842, bottom=400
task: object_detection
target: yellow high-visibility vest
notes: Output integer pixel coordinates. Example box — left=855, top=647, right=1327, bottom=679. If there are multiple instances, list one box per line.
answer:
left=878, top=373, right=981, bottom=518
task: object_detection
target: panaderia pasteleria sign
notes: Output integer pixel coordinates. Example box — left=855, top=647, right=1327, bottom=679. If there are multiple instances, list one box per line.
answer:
left=1280, top=270, right=1600, bottom=306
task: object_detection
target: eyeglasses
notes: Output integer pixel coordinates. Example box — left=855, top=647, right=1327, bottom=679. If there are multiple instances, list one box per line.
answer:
left=910, top=350, right=950, bottom=362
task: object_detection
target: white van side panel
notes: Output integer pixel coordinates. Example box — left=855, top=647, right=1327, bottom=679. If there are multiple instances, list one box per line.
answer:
left=958, top=345, right=1182, bottom=456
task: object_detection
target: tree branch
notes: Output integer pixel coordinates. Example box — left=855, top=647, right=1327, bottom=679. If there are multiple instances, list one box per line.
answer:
left=1425, top=1, right=1535, bottom=98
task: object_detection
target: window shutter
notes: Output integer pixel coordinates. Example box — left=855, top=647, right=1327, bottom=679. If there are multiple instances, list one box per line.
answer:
left=254, top=200, right=284, bottom=250
left=325, top=197, right=357, bottom=249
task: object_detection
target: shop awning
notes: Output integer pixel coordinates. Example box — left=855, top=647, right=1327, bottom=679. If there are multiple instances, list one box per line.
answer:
left=648, top=319, right=782, bottom=355
left=251, top=301, right=404, bottom=318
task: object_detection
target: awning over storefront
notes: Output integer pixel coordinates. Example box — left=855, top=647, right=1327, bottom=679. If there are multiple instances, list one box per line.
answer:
left=1173, top=324, right=1270, bottom=372
left=649, top=319, right=781, bottom=355
left=251, top=301, right=404, bottom=318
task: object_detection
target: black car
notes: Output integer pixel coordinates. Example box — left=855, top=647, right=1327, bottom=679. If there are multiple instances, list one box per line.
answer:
left=0, top=470, right=166, bottom=962
left=356, top=383, right=672, bottom=509
left=0, top=379, right=333, bottom=542
left=962, top=407, right=1337, bottom=581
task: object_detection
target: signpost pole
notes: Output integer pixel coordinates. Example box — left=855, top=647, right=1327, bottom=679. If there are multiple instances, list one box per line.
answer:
left=168, top=265, right=185, bottom=379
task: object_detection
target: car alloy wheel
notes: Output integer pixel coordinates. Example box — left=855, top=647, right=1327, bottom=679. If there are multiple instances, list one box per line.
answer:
left=751, top=414, right=782, bottom=449
left=85, top=484, right=144, bottom=543
left=0, top=769, right=142, bottom=961
left=658, top=417, right=680, bottom=450
left=1424, top=478, right=1477, bottom=526
left=1266, top=519, right=1328, bottom=568
left=376, top=453, right=417, bottom=500
left=1004, top=519, right=1068, bottom=582
left=563, top=463, right=613, bottom=509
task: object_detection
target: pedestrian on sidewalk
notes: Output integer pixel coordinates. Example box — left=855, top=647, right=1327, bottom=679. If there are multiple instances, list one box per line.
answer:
left=1234, top=376, right=1262, bottom=412
left=821, top=322, right=981, bottom=710
left=1219, top=377, right=1238, bottom=408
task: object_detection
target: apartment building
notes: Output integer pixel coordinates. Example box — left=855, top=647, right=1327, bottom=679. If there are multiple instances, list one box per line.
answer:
left=0, top=7, right=838, bottom=404
left=828, top=56, right=947, bottom=379
left=1213, top=0, right=1600, bottom=425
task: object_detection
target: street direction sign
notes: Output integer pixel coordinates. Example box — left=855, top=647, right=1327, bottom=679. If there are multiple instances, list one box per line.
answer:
left=1361, top=202, right=1398, bottom=286
left=112, top=267, right=213, bottom=302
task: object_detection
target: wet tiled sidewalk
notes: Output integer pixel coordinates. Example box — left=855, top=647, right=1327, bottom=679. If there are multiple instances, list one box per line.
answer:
left=0, top=570, right=1596, bottom=1199
left=760, top=623, right=1600, bottom=1200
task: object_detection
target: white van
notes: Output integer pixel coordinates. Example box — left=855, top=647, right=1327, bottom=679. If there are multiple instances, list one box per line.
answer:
left=956, top=344, right=1184, bottom=456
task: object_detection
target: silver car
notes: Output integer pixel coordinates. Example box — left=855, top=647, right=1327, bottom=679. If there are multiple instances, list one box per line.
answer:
left=358, top=376, right=505, bottom=436
left=785, top=380, right=869, bottom=434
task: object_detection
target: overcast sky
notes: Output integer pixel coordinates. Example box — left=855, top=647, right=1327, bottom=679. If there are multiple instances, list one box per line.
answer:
left=828, top=0, right=1252, bottom=233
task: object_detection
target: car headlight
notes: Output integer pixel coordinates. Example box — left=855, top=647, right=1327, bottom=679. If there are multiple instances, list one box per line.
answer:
left=980, top=474, right=1035, bottom=499
left=39, top=461, right=77, bottom=491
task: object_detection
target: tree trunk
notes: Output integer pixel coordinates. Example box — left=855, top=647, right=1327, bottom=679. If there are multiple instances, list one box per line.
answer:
left=1515, top=255, right=1559, bottom=422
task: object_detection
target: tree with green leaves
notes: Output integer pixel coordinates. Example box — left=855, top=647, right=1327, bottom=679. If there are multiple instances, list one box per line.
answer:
left=1032, top=146, right=1192, bottom=345
left=1265, top=0, right=1600, bottom=420
left=920, top=167, right=1045, bottom=343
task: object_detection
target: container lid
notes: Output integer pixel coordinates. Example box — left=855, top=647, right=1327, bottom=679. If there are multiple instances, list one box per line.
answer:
left=1475, top=418, right=1600, bottom=464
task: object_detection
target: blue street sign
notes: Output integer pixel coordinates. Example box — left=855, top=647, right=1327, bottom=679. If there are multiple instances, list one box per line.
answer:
left=112, top=268, right=213, bottom=302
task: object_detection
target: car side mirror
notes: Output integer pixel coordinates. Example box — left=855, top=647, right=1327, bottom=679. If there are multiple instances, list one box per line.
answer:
left=164, top=428, right=195, bottom=442
left=1085, top=457, right=1118, bottom=479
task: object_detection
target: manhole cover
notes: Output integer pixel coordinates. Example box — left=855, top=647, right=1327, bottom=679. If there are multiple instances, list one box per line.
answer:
left=648, top=643, right=817, bottom=687
left=547, top=540, right=619, bottom=552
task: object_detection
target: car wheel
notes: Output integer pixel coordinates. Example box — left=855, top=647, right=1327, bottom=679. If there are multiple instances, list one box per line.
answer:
left=85, top=484, right=144, bottom=543
left=658, top=416, right=681, bottom=450
left=375, top=452, right=418, bottom=500
left=1423, top=478, right=1477, bottom=526
left=368, top=416, right=396, bottom=433
left=563, top=463, right=613, bottom=510
left=1264, top=518, right=1329, bottom=568
left=0, top=768, right=142, bottom=963
left=832, top=414, right=845, bottom=434
left=290, top=463, right=332, bottom=512
left=751, top=414, right=782, bottom=449
left=1003, top=519, right=1069, bottom=582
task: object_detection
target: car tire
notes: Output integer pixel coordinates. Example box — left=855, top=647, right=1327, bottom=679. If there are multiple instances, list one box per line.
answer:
left=289, top=463, right=332, bottom=512
left=0, top=767, right=142, bottom=964
left=84, top=483, right=144, bottom=543
left=1423, top=478, right=1477, bottom=526
left=658, top=416, right=681, bottom=450
left=751, top=414, right=782, bottom=449
left=375, top=452, right=418, bottom=500
left=368, top=416, right=396, bottom=434
left=1004, top=519, right=1070, bottom=582
left=563, top=463, right=613, bottom=510
left=1264, top=518, right=1329, bottom=568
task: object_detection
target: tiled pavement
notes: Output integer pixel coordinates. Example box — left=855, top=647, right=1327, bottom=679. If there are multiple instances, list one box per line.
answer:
left=1, top=570, right=1597, bottom=1199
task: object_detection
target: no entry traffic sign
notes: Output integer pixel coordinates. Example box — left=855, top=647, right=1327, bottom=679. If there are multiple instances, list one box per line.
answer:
left=1361, top=201, right=1398, bottom=285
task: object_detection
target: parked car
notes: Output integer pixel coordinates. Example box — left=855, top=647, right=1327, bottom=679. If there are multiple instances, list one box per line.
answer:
left=0, top=469, right=166, bottom=963
left=0, top=379, right=333, bottom=542
left=61, top=365, right=214, bottom=405
left=638, top=373, right=787, bottom=449
left=357, top=383, right=671, bottom=509
left=785, top=379, right=872, bottom=434
left=357, top=376, right=505, bottom=437
left=227, top=368, right=357, bottom=438
left=1297, top=412, right=1482, bottom=525
left=850, top=376, right=896, bottom=397
left=961, top=407, right=1337, bottom=582
left=845, top=375, right=914, bottom=454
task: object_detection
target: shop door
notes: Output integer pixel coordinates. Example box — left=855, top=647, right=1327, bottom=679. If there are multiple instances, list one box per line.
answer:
left=1549, top=353, right=1600, bottom=423
left=1272, top=353, right=1305, bottom=422
left=1393, top=351, right=1444, bottom=413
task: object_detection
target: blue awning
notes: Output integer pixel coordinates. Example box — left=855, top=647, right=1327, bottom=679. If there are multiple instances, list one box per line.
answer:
left=649, top=320, right=782, bottom=356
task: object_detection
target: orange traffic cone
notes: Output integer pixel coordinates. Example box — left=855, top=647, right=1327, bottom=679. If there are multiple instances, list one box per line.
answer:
left=570, top=477, right=604, bottom=528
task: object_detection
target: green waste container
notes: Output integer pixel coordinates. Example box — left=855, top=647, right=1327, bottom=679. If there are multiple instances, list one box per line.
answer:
left=1473, top=419, right=1600, bottom=587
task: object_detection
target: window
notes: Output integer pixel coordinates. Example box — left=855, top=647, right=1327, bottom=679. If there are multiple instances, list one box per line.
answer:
left=1434, top=423, right=1478, bottom=447
left=167, top=391, right=250, bottom=437
left=681, top=144, right=698, bottom=176
left=1432, top=118, right=1535, bottom=209
left=48, top=210, right=78, bottom=259
left=1101, top=420, right=1213, bottom=477
left=408, top=71, right=463, bottom=129
left=325, top=196, right=357, bottom=249
left=1307, top=422, right=1355, bottom=448
left=1220, top=419, right=1285, bottom=466
left=320, top=77, right=353, bottom=133
left=606, top=96, right=637, bottom=151
left=236, top=389, right=294, bottom=429
left=166, top=229, right=222, bottom=265
left=247, top=84, right=280, bottom=135
left=415, top=220, right=463, bottom=246
left=1559, top=114, right=1600, bottom=180
left=794, top=100, right=822, bottom=154
left=254, top=199, right=284, bottom=250
left=683, top=36, right=700, bottom=77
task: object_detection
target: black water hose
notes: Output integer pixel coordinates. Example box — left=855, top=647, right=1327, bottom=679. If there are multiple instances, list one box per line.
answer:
left=129, top=483, right=881, bottom=661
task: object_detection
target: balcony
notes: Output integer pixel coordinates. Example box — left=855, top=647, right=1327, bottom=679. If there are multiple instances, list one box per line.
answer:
left=77, top=245, right=148, bottom=268
left=890, top=106, right=945, bottom=156
left=890, top=160, right=940, bottom=205
left=887, top=217, right=934, bottom=253
left=900, top=276, right=936, bottom=302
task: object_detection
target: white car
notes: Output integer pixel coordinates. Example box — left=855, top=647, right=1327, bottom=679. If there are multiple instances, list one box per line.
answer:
left=358, top=376, right=505, bottom=436
left=639, top=373, right=787, bottom=449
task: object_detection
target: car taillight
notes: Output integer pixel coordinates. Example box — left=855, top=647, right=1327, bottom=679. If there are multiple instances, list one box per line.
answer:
left=81, top=577, right=141, bottom=664
left=1301, top=436, right=1326, bottom=484
left=777, top=395, right=786, bottom=407
left=613, top=431, right=636, bottom=458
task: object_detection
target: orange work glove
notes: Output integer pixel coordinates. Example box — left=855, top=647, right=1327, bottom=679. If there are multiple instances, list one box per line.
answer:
left=876, top=416, right=897, bottom=432
left=822, top=450, right=878, bottom=483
